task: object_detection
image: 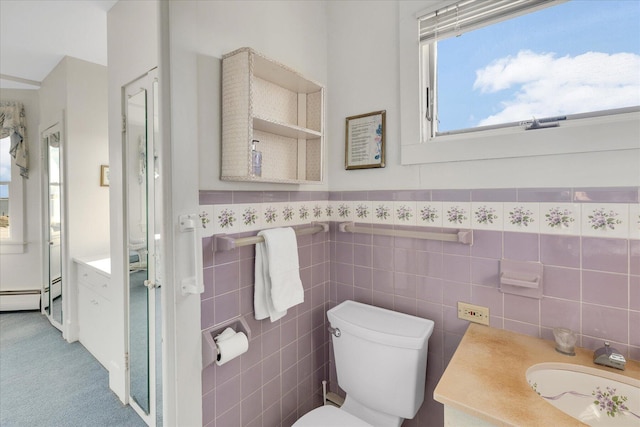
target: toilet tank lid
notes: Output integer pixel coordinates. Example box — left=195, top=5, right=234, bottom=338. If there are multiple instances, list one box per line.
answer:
left=327, top=300, right=435, bottom=350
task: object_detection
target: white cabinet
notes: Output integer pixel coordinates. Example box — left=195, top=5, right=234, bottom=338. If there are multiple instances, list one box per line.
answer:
left=76, top=260, right=112, bottom=368
left=221, top=47, right=324, bottom=184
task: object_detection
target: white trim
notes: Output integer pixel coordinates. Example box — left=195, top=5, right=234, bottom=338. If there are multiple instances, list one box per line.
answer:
left=399, top=1, right=640, bottom=166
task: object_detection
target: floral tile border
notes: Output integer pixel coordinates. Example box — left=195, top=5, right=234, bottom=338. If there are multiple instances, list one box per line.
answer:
left=199, top=200, right=639, bottom=240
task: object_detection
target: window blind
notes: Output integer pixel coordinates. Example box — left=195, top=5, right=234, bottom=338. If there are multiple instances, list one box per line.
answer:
left=418, top=0, right=562, bottom=43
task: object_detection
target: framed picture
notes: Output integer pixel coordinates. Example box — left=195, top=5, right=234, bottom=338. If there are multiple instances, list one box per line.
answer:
left=345, top=110, right=385, bottom=170
left=100, top=165, right=110, bottom=187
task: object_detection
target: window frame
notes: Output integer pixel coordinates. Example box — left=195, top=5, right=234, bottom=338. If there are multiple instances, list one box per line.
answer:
left=399, top=0, right=640, bottom=166
left=0, top=135, right=26, bottom=254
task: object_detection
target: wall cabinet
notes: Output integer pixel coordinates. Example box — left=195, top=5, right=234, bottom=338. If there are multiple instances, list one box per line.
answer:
left=76, top=259, right=112, bottom=369
left=221, top=47, right=324, bottom=184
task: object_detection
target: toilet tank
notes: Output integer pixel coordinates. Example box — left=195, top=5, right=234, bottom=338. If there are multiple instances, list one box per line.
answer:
left=327, top=300, right=435, bottom=419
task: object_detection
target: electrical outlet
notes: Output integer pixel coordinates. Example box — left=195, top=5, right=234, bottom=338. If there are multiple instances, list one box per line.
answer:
left=457, top=302, right=490, bottom=326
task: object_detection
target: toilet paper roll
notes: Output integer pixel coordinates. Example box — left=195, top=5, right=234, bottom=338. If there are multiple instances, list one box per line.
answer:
left=215, top=331, right=249, bottom=366
left=215, top=327, right=236, bottom=343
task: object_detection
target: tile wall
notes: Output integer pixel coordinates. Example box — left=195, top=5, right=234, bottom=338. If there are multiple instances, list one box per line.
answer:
left=200, top=187, right=639, bottom=427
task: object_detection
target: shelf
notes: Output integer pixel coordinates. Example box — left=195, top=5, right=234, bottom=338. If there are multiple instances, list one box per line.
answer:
left=221, top=47, right=324, bottom=184
left=253, top=117, right=322, bottom=140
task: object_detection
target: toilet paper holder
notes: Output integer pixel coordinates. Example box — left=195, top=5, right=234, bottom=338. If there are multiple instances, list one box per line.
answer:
left=202, top=316, right=252, bottom=369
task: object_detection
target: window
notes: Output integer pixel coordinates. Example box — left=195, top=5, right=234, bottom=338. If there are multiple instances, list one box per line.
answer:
left=0, top=137, right=10, bottom=239
left=419, top=0, right=640, bottom=139
left=398, top=0, right=640, bottom=165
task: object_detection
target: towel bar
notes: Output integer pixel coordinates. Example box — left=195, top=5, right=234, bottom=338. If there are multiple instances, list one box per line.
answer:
left=214, top=222, right=329, bottom=252
left=338, top=222, right=472, bottom=245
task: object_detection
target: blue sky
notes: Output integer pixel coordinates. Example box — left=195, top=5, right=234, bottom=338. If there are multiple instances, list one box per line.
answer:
left=437, top=0, right=640, bottom=132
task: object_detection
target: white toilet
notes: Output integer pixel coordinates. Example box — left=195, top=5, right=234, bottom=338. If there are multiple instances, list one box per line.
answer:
left=294, top=300, right=435, bottom=427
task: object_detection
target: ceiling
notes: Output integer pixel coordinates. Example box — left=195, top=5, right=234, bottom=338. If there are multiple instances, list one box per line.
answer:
left=0, top=0, right=118, bottom=90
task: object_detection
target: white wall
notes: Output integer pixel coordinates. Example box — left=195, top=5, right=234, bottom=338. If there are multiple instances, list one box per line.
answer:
left=107, top=0, right=158, bottom=402
left=195, top=0, right=329, bottom=191
left=326, top=1, right=640, bottom=190
left=0, top=88, right=42, bottom=299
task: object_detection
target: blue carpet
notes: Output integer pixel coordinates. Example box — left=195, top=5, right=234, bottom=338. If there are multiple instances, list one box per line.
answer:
left=0, top=311, right=146, bottom=427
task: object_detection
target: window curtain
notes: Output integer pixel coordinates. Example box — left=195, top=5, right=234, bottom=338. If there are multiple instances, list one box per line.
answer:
left=0, top=101, right=28, bottom=178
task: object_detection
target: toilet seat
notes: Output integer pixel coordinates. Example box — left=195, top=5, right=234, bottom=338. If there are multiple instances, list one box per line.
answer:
left=294, top=405, right=373, bottom=427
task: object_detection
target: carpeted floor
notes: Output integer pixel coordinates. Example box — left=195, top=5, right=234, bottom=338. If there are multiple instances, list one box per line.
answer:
left=0, top=310, right=146, bottom=427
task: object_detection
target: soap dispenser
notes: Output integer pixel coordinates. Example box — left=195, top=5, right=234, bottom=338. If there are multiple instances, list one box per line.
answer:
left=250, top=139, right=262, bottom=177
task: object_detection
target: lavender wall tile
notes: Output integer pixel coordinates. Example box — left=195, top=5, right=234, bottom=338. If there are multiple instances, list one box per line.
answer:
left=335, top=263, right=354, bottom=285
left=432, top=189, right=471, bottom=202
left=367, top=190, right=397, bottom=201
left=353, top=266, right=372, bottom=289
left=540, top=235, right=580, bottom=268
left=417, top=276, right=443, bottom=303
left=201, top=299, right=215, bottom=330
left=442, top=254, right=470, bottom=283
left=540, top=298, right=580, bottom=331
left=517, top=188, right=572, bottom=203
left=443, top=306, right=469, bottom=335
left=574, top=187, right=638, bottom=203
left=632, top=240, right=640, bottom=275
left=232, top=191, right=263, bottom=204
left=214, top=291, right=240, bottom=325
left=629, top=311, right=640, bottom=347
left=582, top=270, right=628, bottom=309
left=631, top=275, right=640, bottom=311
left=216, top=376, right=241, bottom=416
left=339, top=191, right=368, bottom=201
left=582, top=303, right=628, bottom=343
left=216, top=404, right=240, bottom=427
left=242, top=390, right=263, bottom=425
left=200, top=190, right=232, bottom=205
left=471, top=284, right=503, bottom=317
left=214, top=262, right=239, bottom=296
left=470, top=230, right=503, bottom=259
left=393, top=190, right=420, bottom=201
left=335, top=242, right=354, bottom=264
left=394, top=272, right=417, bottom=298
left=372, top=269, right=394, bottom=294
left=442, top=280, right=471, bottom=307
left=504, top=320, right=539, bottom=338
left=203, top=389, right=215, bottom=426
left=418, top=301, right=443, bottom=327
left=503, top=294, right=539, bottom=325
left=543, top=266, right=580, bottom=301
left=372, top=246, right=394, bottom=271
left=472, top=188, right=517, bottom=202
left=263, top=191, right=290, bottom=203
left=582, top=237, right=628, bottom=273
left=416, top=251, right=442, bottom=278
left=470, top=258, right=499, bottom=287
left=504, top=232, right=539, bottom=262
left=394, top=247, right=417, bottom=274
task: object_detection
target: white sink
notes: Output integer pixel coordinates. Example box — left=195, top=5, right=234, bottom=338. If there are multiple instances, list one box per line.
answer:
left=526, top=363, right=640, bottom=426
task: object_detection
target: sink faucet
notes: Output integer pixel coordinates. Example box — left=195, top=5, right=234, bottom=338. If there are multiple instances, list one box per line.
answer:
left=593, top=342, right=626, bottom=370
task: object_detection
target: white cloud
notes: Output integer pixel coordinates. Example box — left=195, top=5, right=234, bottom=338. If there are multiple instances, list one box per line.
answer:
left=473, top=50, right=640, bottom=126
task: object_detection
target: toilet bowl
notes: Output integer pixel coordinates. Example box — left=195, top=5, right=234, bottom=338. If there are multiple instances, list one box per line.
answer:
left=295, top=405, right=372, bottom=426
left=293, top=300, right=435, bottom=427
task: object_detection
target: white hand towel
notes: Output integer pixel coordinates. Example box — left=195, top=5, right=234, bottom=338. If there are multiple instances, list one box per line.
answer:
left=254, top=227, right=304, bottom=322
left=254, top=234, right=287, bottom=322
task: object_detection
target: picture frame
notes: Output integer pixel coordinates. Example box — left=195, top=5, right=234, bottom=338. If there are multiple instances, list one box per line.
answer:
left=345, top=110, right=385, bottom=170
left=100, top=165, right=110, bottom=187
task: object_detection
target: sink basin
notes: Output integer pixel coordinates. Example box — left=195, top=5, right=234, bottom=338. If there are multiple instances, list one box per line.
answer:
left=526, top=363, right=640, bottom=426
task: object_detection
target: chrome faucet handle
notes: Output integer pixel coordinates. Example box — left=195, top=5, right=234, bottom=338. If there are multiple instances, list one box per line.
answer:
left=594, top=341, right=626, bottom=370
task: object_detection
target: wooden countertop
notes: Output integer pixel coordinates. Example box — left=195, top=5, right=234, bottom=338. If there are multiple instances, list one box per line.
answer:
left=434, top=324, right=640, bottom=426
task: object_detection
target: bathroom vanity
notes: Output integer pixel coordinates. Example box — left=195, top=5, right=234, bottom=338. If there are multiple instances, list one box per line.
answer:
left=74, top=256, right=113, bottom=368
left=434, top=324, right=640, bottom=426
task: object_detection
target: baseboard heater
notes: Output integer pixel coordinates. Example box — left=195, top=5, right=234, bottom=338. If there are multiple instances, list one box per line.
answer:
left=0, top=289, right=41, bottom=311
